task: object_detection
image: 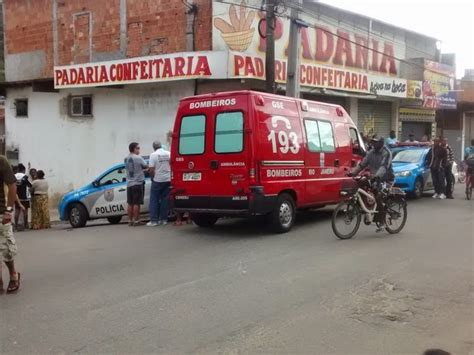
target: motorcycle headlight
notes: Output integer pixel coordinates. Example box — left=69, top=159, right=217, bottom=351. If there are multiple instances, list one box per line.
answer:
left=395, top=170, right=412, bottom=177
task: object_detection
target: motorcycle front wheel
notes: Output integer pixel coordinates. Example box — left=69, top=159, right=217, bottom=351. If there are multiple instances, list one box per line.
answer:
left=332, top=201, right=361, bottom=239
left=384, top=197, right=407, bottom=234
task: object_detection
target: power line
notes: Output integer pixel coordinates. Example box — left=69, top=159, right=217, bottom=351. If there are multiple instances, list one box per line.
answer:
left=286, top=1, right=439, bottom=60
left=214, top=0, right=451, bottom=76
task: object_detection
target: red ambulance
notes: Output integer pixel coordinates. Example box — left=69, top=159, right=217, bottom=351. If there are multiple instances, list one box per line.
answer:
left=170, top=90, right=366, bottom=233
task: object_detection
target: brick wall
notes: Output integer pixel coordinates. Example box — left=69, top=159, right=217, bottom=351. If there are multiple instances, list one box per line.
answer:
left=57, top=0, right=121, bottom=65
left=4, top=0, right=54, bottom=78
left=4, top=0, right=213, bottom=81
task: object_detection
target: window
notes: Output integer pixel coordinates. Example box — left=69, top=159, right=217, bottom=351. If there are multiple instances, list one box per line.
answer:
left=179, top=115, right=206, bottom=155
left=304, top=120, right=321, bottom=152
left=318, top=121, right=335, bottom=152
left=70, top=96, right=92, bottom=117
left=15, top=99, right=28, bottom=117
left=98, top=168, right=126, bottom=186
left=304, top=119, right=335, bottom=152
left=349, top=127, right=359, bottom=146
left=215, top=112, right=244, bottom=153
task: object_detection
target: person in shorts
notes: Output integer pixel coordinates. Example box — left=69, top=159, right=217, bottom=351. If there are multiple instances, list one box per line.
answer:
left=0, top=155, right=21, bottom=293
left=125, top=142, right=148, bottom=226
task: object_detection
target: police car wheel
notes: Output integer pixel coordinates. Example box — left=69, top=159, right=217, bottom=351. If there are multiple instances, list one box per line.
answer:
left=107, top=216, right=122, bottom=224
left=268, top=193, right=296, bottom=234
left=69, top=203, right=88, bottom=228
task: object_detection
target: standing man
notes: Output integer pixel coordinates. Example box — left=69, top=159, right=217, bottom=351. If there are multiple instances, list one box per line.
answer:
left=386, top=130, right=399, bottom=147
left=0, top=156, right=21, bottom=293
left=405, top=132, right=419, bottom=143
left=430, top=137, right=448, bottom=200
left=15, top=164, right=32, bottom=230
left=125, top=142, right=148, bottom=226
left=442, top=137, right=455, bottom=199
left=147, top=141, right=171, bottom=226
left=465, top=139, right=474, bottom=158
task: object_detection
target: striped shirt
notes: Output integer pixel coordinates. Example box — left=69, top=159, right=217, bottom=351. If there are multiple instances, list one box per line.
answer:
left=446, top=144, right=454, bottom=164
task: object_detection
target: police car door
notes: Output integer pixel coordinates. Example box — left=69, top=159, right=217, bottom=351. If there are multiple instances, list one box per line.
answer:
left=88, top=167, right=128, bottom=218
left=423, top=148, right=434, bottom=190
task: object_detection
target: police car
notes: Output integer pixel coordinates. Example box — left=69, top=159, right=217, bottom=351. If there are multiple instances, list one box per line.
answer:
left=59, top=159, right=156, bottom=228
left=392, top=146, right=434, bottom=198
left=392, top=145, right=458, bottom=198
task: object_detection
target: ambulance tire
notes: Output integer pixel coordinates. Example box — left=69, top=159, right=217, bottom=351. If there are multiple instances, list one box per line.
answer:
left=267, top=193, right=296, bottom=233
left=191, top=213, right=219, bottom=228
left=107, top=216, right=122, bottom=224
left=68, top=203, right=88, bottom=228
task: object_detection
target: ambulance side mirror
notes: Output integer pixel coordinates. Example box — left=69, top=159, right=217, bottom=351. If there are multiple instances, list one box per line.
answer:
left=353, top=144, right=365, bottom=157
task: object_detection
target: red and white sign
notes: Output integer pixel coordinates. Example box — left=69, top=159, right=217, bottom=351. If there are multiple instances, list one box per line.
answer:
left=231, top=53, right=369, bottom=93
left=54, top=51, right=228, bottom=88
left=54, top=50, right=421, bottom=99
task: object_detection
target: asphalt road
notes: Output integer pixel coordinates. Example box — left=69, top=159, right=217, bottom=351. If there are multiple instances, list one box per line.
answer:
left=1, top=188, right=473, bottom=354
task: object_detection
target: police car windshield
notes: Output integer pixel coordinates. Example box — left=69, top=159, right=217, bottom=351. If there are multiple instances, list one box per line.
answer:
left=393, top=149, right=423, bottom=164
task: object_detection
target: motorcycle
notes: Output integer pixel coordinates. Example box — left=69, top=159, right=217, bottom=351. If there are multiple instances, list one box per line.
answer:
left=331, top=176, right=408, bottom=239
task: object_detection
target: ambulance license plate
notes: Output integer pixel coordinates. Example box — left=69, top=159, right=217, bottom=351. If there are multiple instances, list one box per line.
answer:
left=183, top=172, right=201, bottom=181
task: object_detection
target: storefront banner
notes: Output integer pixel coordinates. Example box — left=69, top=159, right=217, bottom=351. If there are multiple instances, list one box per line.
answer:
left=367, top=75, right=408, bottom=98
left=213, top=0, right=406, bottom=76
left=54, top=49, right=421, bottom=100
left=230, top=52, right=370, bottom=93
left=54, top=51, right=229, bottom=88
left=423, top=60, right=457, bottom=109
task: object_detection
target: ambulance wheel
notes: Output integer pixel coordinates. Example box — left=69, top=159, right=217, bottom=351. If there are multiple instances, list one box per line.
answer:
left=267, top=193, right=296, bottom=233
left=191, top=213, right=218, bottom=228
left=68, top=203, right=88, bottom=228
left=107, top=216, right=122, bottom=224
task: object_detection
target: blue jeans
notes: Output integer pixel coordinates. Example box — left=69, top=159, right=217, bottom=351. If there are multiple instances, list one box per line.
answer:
left=149, top=181, right=171, bottom=223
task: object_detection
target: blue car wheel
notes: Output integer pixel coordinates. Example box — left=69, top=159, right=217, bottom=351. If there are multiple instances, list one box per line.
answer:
left=412, top=177, right=423, bottom=199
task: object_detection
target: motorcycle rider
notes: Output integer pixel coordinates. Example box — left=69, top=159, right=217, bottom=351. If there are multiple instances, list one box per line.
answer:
left=348, top=136, right=394, bottom=231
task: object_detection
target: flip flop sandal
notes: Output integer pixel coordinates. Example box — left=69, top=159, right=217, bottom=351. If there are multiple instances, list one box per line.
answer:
left=6, top=273, right=20, bottom=294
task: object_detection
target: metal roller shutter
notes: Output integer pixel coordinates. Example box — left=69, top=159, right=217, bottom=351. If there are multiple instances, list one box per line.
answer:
left=357, top=100, right=392, bottom=138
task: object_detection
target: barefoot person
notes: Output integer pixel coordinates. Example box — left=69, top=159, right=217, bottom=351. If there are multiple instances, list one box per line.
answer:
left=0, top=155, right=21, bottom=294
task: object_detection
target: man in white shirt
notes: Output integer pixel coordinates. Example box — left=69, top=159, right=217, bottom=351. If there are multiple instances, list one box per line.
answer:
left=405, top=133, right=419, bottom=143
left=385, top=130, right=399, bottom=148
left=147, top=141, right=171, bottom=226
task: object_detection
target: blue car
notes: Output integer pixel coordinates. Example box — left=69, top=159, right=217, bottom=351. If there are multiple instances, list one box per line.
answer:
left=392, top=147, right=433, bottom=198
left=59, top=161, right=152, bottom=228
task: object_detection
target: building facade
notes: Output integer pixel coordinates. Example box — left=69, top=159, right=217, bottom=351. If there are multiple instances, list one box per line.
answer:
left=3, top=0, right=450, bottom=197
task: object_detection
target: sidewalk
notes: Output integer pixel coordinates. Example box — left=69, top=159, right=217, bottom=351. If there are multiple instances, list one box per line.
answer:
left=50, top=207, right=61, bottom=224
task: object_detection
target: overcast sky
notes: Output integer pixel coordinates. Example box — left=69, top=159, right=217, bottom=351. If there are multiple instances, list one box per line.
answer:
left=320, top=0, right=474, bottom=78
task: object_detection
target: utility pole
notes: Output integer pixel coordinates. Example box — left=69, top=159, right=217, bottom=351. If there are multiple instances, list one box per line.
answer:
left=265, top=0, right=276, bottom=94
left=286, top=0, right=303, bottom=98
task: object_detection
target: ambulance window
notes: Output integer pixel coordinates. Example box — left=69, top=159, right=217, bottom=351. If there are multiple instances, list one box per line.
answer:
left=215, top=112, right=243, bottom=153
left=318, top=121, right=336, bottom=152
left=179, top=115, right=206, bottom=155
left=304, top=120, right=321, bottom=152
